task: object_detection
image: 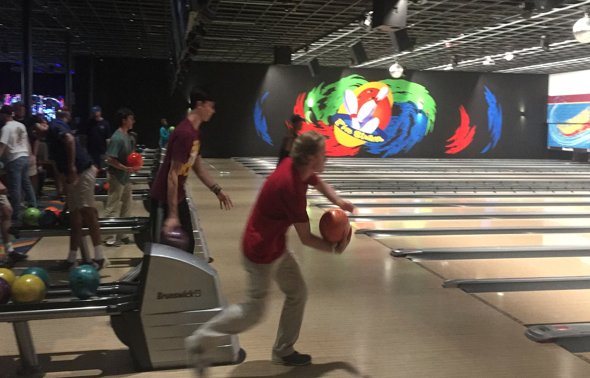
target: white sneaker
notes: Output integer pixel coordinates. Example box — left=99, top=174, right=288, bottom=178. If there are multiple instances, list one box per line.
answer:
left=185, top=335, right=208, bottom=377
left=105, top=239, right=120, bottom=247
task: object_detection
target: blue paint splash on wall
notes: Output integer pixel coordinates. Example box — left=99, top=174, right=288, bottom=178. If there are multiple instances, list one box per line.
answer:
left=254, top=92, right=273, bottom=146
left=365, top=102, right=429, bottom=157
left=482, top=86, right=502, bottom=153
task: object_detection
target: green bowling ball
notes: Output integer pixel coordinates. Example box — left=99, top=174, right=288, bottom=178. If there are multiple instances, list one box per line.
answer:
left=169, top=126, right=175, bottom=133
left=23, top=207, right=41, bottom=226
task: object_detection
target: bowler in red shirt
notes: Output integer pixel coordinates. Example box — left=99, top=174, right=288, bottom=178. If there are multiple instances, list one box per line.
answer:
left=186, top=131, right=354, bottom=375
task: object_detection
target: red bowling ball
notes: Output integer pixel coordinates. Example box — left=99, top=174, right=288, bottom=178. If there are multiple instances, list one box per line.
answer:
left=127, top=153, right=144, bottom=170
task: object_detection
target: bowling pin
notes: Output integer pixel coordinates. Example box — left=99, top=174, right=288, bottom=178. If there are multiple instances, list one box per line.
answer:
left=358, top=100, right=377, bottom=125
left=360, top=117, right=380, bottom=134
left=376, top=86, right=389, bottom=102
left=344, top=90, right=361, bottom=130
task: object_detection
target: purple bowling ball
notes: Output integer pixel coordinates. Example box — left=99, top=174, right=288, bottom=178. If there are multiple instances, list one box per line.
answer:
left=0, top=277, right=11, bottom=305
left=161, top=227, right=190, bottom=252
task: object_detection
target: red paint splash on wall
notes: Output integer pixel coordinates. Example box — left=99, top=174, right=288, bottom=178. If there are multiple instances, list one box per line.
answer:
left=446, top=105, right=476, bottom=154
left=293, top=93, right=360, bottom=156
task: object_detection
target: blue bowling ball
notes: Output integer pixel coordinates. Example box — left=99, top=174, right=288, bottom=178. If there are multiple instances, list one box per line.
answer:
left=70, top=265, right=100, bottom=300
left=21, top=267, right=50, bottom=288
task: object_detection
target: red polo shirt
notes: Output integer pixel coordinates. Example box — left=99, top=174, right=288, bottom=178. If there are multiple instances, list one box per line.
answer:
left=242, top=158, right=318, bottom=264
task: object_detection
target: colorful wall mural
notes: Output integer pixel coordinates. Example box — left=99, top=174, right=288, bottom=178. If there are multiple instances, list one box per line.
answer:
left=547, top=70, right=590, bottom=150
left=254, top=75, right=502, bottom=157
left=547, top=94, right=590, bottom=149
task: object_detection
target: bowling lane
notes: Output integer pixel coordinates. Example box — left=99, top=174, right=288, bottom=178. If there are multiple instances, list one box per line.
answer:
left=371, top=233, right=590, bottom=250
left=351, top=218, right=590, bottom=231
left=474, top=290, right=590, bottom=325
left=308, top=196, right=590, bottom=206
left=353, top=205, right=590, bottom=215
left=419, top=257, right=590, bottom=280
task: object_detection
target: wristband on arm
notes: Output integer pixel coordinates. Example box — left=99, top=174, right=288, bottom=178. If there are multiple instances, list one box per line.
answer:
left=210, top=183, right=222, bottom=195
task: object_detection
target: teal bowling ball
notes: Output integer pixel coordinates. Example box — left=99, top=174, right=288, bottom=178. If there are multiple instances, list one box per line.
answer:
left=23, top=207, right=41, bottom=226
left=21, top=267, right=50, bottom=288
left=70, top=265, right=100, bottom=300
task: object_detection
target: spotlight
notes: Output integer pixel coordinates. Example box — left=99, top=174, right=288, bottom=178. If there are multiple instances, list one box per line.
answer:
left=504, top=52, right=514, bottom=61
left=573, top=13, right=590, bottom=44
left=389, top=62, right=404, bottom=79
left=362, top=11, right=373, bottom=31
left=483, top=56, right=495, bottom=66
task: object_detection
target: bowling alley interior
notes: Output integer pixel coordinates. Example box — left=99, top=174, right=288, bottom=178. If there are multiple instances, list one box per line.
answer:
left=5, top=0, right=590, bottom=377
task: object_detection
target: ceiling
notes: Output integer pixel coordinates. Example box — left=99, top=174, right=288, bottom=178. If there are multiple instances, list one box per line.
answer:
left=0, top=0, right=171, bottom=73
left=194, top=0, right=590, bottom=74
left=1, top=0, right=590, bottom=75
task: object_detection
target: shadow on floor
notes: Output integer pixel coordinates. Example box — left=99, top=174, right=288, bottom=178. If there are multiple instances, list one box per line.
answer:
left=225, top=360, right=372, bottom=378
left=1, top=351, right=370, bottom=378
left=0, top=349, right=136, bottom=377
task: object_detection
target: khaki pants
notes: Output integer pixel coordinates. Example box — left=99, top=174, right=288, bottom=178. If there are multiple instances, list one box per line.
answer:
left=104, top=176, right=132, bottom=241
left=189, top=250, right=307, bottom=358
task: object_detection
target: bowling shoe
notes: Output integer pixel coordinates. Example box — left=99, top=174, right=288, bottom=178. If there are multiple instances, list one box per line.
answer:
left=272, top=351, right=312, bottom=366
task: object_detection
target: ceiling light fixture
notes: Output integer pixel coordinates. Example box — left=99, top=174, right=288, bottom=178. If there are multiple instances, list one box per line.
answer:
left=573, top=12, right=590, bottom=43
left=389, top=62, right=404, bottom=78
left=483, top=56, right=495, bottom=65
left=504, top=52, right=514, bottom=61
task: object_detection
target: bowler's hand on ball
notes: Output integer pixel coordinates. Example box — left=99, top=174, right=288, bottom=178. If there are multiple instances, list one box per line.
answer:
left=334, top=227, right=352, bottom=254
left=163, top=217, right=180, bottom=234
left=337, top=199, right=356, bottom=213
left=217, top=190, right=233, bottom=210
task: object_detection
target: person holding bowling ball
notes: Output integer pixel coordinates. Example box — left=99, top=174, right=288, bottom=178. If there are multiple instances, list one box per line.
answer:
left=185, top=131, right=354, bottom=376
left=35, top=110, right=106, bottom=271
left=150, top=90, right=233, bottom=254
left=104, top=108, right=138, bottom=247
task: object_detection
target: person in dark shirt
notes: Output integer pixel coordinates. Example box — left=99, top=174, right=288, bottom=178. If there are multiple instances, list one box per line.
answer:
left=86, top=106, right=111, bottom=169
left=12, top=102, right=30, bottom=129
left=277, top=115, right=304, bottom=167
left=35, top=110, right=106, bottom=271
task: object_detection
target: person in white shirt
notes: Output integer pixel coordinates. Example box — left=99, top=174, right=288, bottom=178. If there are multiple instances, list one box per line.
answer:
left=0, top=105, right=37, bottom=220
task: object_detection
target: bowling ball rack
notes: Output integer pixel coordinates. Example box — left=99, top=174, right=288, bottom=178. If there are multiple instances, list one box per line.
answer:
left=0, top=244, right=243, bottom=376
left=9, top=217, right=152, bottom=253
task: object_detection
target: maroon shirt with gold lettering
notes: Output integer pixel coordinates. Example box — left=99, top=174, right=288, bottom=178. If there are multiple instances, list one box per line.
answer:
left=150, top=118, right=201, bottom=203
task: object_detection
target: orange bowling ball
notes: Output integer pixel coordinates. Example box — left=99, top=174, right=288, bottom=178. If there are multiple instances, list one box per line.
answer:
left=103, top=183, right=109, bottom=192
left=319, top=209, right=351, bottom=243
left=45, top=206, right=60, bottom=217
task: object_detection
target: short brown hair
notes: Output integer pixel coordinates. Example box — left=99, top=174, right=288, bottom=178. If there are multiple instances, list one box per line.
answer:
left=290, top=131, right=325, bottom=168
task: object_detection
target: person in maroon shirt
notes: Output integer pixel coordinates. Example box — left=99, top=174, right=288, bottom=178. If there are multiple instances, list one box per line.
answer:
left=185, top=131, right=354, bottom=375
left=149, top=90, right=232, bottom=253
